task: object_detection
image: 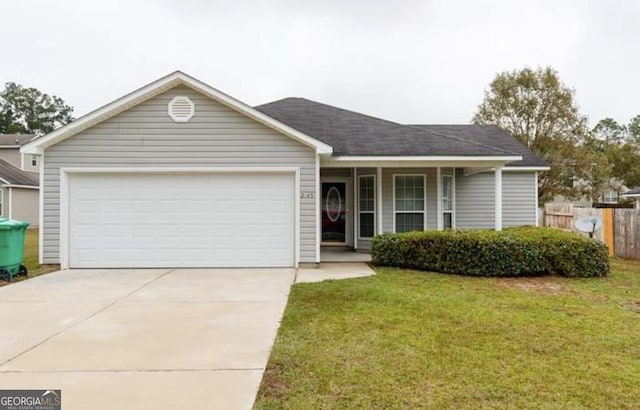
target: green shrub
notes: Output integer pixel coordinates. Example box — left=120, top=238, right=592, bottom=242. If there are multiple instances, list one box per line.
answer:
left=371, top=227, right=609, bottom=277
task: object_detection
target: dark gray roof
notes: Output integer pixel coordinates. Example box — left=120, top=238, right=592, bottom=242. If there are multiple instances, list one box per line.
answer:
left=0, top=159, right=39, bottom=186
left=256, top=98, right=521, bottom=157
left=409, top=125, right=547, bottom=167
left=0, top=134, right=36, bottom=146
left=622, top=187, right=640, bottom=196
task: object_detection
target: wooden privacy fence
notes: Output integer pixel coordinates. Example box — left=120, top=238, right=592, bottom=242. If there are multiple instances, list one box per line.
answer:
left=543, top=203, right=640, bottom=259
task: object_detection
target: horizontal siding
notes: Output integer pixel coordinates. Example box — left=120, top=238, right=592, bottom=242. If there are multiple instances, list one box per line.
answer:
left=503, top=172, right=537, bottom=226
left=456, top=170, right=537, bottom=229
left=455, top=169, right=495, bottom=229
left=43, top=85, right=317, bottom=264
left=10, top=188, right=39, bottom=227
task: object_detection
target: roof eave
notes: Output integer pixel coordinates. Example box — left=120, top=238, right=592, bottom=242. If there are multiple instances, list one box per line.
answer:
left=321, top=155, right=523, bottom=168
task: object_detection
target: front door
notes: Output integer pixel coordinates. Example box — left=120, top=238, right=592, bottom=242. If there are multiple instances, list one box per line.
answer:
left=322, top=181, right=347, bottom=243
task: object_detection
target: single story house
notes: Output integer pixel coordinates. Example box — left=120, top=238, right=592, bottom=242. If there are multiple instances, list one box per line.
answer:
left=21, top=71, right=548, bottom=269
left=0, top=134, right=39, bottom=226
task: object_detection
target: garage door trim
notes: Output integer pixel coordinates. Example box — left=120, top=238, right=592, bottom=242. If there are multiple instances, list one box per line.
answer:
left=59, top=167, right=300, bottom=269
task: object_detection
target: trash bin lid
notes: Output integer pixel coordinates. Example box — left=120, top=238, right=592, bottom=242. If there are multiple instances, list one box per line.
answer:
left=0, top=219, right=30, bottom=230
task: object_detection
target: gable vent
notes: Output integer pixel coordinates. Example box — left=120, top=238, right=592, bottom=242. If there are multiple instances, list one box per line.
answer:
left=168, top=96, right=195, bottom=122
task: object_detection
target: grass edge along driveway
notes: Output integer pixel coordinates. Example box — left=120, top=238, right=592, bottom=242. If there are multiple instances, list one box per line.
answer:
left=255, top=260, right=640, bottom=409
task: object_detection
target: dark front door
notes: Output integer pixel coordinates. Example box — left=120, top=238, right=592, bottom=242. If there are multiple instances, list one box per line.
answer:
left=322, top=182, right=346, bottom=243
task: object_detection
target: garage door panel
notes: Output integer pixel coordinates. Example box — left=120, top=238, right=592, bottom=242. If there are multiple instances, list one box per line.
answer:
left=68, top=172, right=295, bottom=268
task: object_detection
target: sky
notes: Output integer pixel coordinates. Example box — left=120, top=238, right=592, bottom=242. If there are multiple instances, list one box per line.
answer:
left=2, top=0, right=638, bottom=126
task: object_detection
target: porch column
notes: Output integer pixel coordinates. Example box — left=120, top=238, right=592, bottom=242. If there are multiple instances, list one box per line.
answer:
left=495, top=166, right=503, bottom=231
left=377, top=167, right=383, bottom=234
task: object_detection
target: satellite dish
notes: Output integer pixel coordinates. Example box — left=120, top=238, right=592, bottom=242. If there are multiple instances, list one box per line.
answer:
left=575, top=216, right=602, bottom=238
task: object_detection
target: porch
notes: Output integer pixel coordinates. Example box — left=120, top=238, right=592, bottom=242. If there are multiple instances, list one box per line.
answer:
left=320, top=246, right=372, bottom=263
left=318, top=164, right=517, bottom=254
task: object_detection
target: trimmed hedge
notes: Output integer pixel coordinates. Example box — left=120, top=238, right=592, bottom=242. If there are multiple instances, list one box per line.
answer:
left=371, top=227, right=610, bottom=277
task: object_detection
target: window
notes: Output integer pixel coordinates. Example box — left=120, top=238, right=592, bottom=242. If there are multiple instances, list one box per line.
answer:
left=603, top=191, right=618, bottom=204
left=358, top=175, right=375, bottom=238
left=394, top=175, right=425, bottom=233
left=31, top=155, right=37, bottom=167
left=442, top=169, right=454, bottom=229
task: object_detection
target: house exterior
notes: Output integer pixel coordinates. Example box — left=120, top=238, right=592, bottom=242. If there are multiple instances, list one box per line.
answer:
left=21, top=71, right=548, bottom=269
left=622, top=188, right=640, bottom=209
left=0, top=134, right=39, bottom=226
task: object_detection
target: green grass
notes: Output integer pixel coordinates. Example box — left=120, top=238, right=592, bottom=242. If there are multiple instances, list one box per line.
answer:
left=255, top=260, right=640, bottom=409
left=22, top=229, right=40, bottom=276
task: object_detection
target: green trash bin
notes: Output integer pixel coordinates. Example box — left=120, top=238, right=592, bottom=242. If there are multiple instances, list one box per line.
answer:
left=0, top=218, right=30, bottom=282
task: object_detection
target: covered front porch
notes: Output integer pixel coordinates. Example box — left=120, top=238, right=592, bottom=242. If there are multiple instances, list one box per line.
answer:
left=318, top=161, right=517, bottom=259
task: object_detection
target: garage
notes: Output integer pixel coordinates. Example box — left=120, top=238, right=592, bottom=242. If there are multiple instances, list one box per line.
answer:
left=64, top=171, right=296, bottom=268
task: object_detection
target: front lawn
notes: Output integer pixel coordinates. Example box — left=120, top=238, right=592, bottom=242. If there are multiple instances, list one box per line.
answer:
left=255, top=260, right=640, bottom=409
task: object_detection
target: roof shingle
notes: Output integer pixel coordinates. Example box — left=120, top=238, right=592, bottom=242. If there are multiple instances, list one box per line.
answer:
left=256, top=98, right=524, bottom=158
left=0, top=134, right=36, bottom=146
left=409, top=125, right=547, bottom=167
left=0, top=159, right=39, bottom=186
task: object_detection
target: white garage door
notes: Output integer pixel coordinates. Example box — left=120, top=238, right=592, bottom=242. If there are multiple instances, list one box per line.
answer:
left=68, top=172, right=295, bottom=268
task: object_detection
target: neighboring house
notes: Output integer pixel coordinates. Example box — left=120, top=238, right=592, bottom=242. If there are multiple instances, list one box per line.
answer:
left=553, top=178, right=627, bottom=208
left=0, top=159, right=39, bottom=226
left=0, top=134, right=39, bottom=227
left=622, top=188, right=640, bottom=209
left=21, top=71, right=548, bottom=269
left=0, top=134, right=39, bottom=172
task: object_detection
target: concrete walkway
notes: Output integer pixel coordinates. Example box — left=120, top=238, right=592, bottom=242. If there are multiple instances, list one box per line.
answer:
left=296, top=263, right=376, bottom=283
left=0, top=268, right=294, bottom=410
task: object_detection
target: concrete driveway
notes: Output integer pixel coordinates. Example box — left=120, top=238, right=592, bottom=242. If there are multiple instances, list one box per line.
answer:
left=0, top=268, right=295, bottom=409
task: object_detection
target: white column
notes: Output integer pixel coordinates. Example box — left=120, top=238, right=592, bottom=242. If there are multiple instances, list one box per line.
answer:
left=377, top=167, right=383, bottom=235
left=436, top=167, right=442, bottom=230
left=353, top=167, right=358, bottom=250
left=495, top=166, right=503, bottom=231
left=534, top=171, right=539, bottom=227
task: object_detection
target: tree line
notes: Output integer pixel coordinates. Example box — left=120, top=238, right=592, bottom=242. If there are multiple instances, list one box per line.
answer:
left=473, top=66, right=639, bottom=202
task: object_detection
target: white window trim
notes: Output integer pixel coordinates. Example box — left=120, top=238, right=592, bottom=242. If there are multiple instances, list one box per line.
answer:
left=603, top=191, right=618, bottom=204
left=392, top=173, right=427, bottom=233
left=0, top=189, right=3, bottom=217
left=441, top=169, right=456, bottom=229
left=357, top=174, right=376, bottom=240
left=31, top=155, right=38, bottom=167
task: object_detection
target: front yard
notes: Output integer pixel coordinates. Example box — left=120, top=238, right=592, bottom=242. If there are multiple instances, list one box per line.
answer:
left=256, top=260, right=640, bottom=409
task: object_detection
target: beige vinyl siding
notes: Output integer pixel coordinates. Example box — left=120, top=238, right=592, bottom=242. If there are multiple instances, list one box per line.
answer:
left=503, top=172, right=537, bottom=226
left=455, top=169, right=495, bottom=229
left=381, top=168, right=437, bottom=233
left=42, top=85, right=317, bottom=264
left=9, top=187, right=39, bottom=227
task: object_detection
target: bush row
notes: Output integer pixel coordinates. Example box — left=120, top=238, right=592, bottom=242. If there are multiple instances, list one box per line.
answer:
left=371, top=227, right=610, bottom=277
